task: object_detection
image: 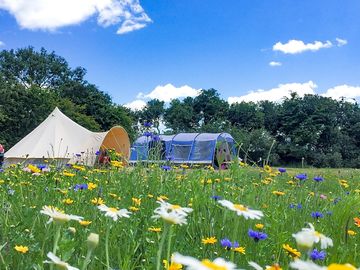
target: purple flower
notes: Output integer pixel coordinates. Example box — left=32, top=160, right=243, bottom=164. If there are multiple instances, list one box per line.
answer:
left=310, top=249, right=326, bottom=261
left=278, top=168, right=286, bottom=173
left=75, top=153, right=81, bottom=157
left=313, top=176, right=324, bottom=182
left=311, top=212, right=324, bottom=219
left=248, top=229, right=268, bottom=242
left=74, top=184, right=88, bottom=191
left=220, top=238, right=232, bottom=250
left=211, top=195, right=222, bottom=201
left=144, top=131, right=153, bottom=137
left=152, top=135, right=160, bottom=142
left=161, top=165, right=171, bottom=171
left=95, top=150, right=100, bottom=156
left=295, top=173, right=307, bottom=181
left=144, top=122, right=152, bottom=127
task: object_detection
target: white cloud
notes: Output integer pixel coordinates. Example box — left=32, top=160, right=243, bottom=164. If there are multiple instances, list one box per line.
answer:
left=123, top=99, right=146, bottom=111
left=269, top=61, right=282, bottom=67
left=336, top=38, right=348, bottom=47
left=0, top=0, right=151, bottom=34
left=273, top=39, right=333, bottom=54
left=137, top=83, right=201, bottom=102
left=322, top=84, right=360, bottom=101
left=228, top=81, right=317, bottom=104
left=0, top=41, right=4, bottom=47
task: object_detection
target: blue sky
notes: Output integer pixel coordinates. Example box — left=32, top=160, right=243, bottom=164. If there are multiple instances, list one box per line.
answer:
left=0, top=0, right=360, bottom=109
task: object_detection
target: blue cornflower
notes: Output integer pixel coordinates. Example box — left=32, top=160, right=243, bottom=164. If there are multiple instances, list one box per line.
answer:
left=295, top=173, right=307, bottom=181
left=310, top=249, right=326, bottom=261
left=297, top=203, right=302, bottom=209
left=95, top=150, right=100, bottom=155
left=311, top=212, right=324, bottom=219
left=144, top=131, right=153, bottom=137
left=313, top=176, right=324, bottom=182
left=248, top=229, right=268, bottom=242
left=278, top=168, right=286, bottom=173
left=211, top=195, right=222, bottom=201
left=152, top=135, right=160, bottom=142
left=161, top=165, right=171, bottom=171
left=232, top=241, right=239, bottom=248
left=289, top=203, right=295, bottom=209
left=74, top=184, right=88, bottom=191
left=220, top=238, right=232, bottom=250
left=143, top=122, right=152, bottom=127
left=37, top=164, right=46, bottom=170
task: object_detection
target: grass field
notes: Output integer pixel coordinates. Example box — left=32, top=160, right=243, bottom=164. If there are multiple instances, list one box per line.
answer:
left=1, top=162, right=360, bottom=269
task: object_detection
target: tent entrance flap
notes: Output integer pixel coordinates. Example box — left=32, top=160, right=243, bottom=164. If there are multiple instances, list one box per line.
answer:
left=99, top=126, right=130, bottom=159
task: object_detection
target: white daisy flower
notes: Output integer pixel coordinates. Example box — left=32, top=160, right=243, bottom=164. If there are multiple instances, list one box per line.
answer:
left=40, top=206, right=83, bottom=225
left=249, top=261, right=282, bottom=270
left=290, top=259, right=359, bottom=270
left=302, top=223, right=333, bottom=249
left=44, top=252, right=79, bottom=270
left=218, top=200, right=263, bottom=220
left=172, top=253, right=240, bottom=270
left=152, top=207, right=189, bottom=225
left=97, top=204, right=131, bottom=221
left=155, top=199, right=193, bottom=216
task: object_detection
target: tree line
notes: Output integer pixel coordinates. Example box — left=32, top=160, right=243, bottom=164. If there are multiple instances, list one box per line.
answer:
left=1, top=47, right=360, bottom=167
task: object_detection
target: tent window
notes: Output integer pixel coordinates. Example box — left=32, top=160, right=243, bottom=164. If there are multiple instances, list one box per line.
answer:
left=191, top=141, right=213, bottom=161
left=172, top=145, right=191, bottom=161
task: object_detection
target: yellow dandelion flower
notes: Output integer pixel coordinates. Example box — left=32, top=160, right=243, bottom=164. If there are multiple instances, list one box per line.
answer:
left=72, top=165, right=85, bottom=171
left=266, top=264, right=282, bottom=270
left=163, top=259, right=183, bottom=270
left=14, top=245, right=29, bottom=254
left=79, top=220, right=92, bottom=227
left=63, top=198, right=74, bottom=205
left=63, top=171, right=75, bottom=177
left=109, top=193, right=117, bottom=198
left=201, top=237, right=217, bottom=245
left=132, top=197, right=141, bottom=206
left=129, top=206, right=140, bottom=212
left=272, top=191, right=285, bottom=196
left=157, top=195, right=168, bottom=201
left=282, top=244, right=301, bottom=258
left=91, top=197, right=104, bottom=205
left=347, top=230, right=357, bottom=236
left=87, top=182, right=97, bottom=191
left=28, top=164, right=41, bottom=174
left=264, top=165, right=272, bottom=173
left=233, top=246, right=246, bottom=254
left=180, top=164, right=189, bottom=169
left=148, top=227, right=162, bottom=233
left=255, top=223, right=264, bottom=230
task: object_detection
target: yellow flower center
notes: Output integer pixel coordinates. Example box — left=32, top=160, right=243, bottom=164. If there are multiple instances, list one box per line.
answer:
left=171, top=205, right=181, bottom=210
left=201, top=260, right=227, bottom=270
left=233, top=204, right=248, bottom=211
left=109, top=207, right=118, bottom=212
left=328, top=264, right=357, bottom=270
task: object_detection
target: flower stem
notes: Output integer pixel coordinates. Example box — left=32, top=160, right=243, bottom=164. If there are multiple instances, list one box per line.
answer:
left=81, top=249, right=93, bottom=270
left=166, top=225, right=173, bottom=266
left=105, top=225, right=111, bottom=270
left=156, top=223, right=169, bottom=270
left=51, top=226, right=61, bottom=270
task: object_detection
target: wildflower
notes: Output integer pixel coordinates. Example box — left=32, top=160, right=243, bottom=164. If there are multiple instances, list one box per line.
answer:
left=310, top=249, right=326, bottom=261
left=91, top=197, right=104, bottom=205
left=68, top=227, right=76, bottom=234
left=157, top=195, right=169, bottom=201
left=79, top=220, right=92, bottom=227
left=354, top=217, right=360, bottom=228
left=218, top=200, right=263, bottom=220
left=220, top=238, right=233, bottom=250
left=87, top=182, right=97, bottom=190
left=44, top=252, right=79, bottom=270
left=144, top=121, right=152, bottom=127
left=313, top=176, right=324, bottom=182
left=74, top=184, right=87, bottom=191
left=28, top=164, right=41, bottom=174
left=202, top=237, right=217, bottom=245
left=295, top=174, right=307, bottom=181
left=155, top=199, right=193, bottom=216
left=249, top=262, right=283, bottom=270
left=132, top=197, right=141, bottom=206
left=161, top=165, right=171, bottom=171
left=282, top=244, right=301, bottom=258
left=172, top=253, right=238, bottom=270
left=233, top=247, right=246, bottom=254
left=148, top=227, right=162, bottom=233
left=144, top=131, right=153, bottom=137
left=264, top=165, right=272, bottom=173
left=14, top=245, right=29, bottom=254
left=278, top=168, right=286, bottom=173
left=320, top=194, right=327, bottom=200
left=311, top=212, right=324, bottom=219
left=255, top=224, right=264, bottom=230
left=63, top=171, right=75, bottom=177
left=292, top=223, right=333, bottom=250
left=347, top=230, right=357, bottom=236
left=98, top=205, right=131, bottom=221
left=163, top=259, right=183, bottom=270
left=248, top=229, right=268, bottom=242
left=273, top=191, right=285, bottom=196
left=290, top=259, right=358, bottom=270
left=63, top=198, right=74, bottom=205
left=87, top=233, right=99, bottom=250
left=111, top=160, right=123, bottom=168
left=129, top=206, right=140, bottom=212
left=72, top=165, right=85, bottom=171
left=40, top=206, right=83, bottom=225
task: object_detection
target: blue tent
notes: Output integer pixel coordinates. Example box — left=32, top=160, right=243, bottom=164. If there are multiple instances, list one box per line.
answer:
left=130, top=133, right=236, bottom=165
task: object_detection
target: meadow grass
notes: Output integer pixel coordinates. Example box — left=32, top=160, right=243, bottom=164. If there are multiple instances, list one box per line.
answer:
left=1, top=163, right=360, bottom=269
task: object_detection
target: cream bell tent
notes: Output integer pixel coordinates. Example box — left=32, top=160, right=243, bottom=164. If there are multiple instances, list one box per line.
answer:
left=4, top=107, right=130, bottom=166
